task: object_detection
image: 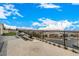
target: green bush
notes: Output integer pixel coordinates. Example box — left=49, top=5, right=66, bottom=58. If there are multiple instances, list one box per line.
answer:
left=2, top=32, right=16, bottom=36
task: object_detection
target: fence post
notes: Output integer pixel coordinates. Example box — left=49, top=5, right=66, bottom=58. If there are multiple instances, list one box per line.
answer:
left=63, top=31, right=67, bottom=49
left=77, top=31, right=79, bottom=50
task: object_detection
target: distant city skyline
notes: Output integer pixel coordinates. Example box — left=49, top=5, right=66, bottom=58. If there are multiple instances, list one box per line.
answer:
left=0, top=3, right=79, bottom=30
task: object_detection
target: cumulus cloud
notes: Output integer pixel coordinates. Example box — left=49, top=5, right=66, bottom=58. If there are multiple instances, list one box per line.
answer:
left=38, top=3, right=60, bottom=9
left=32, top=22, right=42, bottom=26
left=0, top=6, right=7, bottom=19
left=32, top=18, right=79, bottom=30
left=0, top=4, right=23, bottom=19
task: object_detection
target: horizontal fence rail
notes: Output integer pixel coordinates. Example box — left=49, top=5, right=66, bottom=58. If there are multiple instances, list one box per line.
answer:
left=17, top=30, right=79, bottom=53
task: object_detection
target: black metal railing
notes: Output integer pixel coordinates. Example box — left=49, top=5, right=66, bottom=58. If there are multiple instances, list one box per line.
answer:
left=17, top=30, right=79, bottom=53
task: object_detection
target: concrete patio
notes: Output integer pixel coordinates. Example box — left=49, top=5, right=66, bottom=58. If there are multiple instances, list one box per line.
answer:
left=5, top=36, right=79, bottom=56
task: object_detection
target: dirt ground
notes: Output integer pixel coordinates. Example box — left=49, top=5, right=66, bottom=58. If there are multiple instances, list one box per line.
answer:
left=7, top=36, right=79, bottom=56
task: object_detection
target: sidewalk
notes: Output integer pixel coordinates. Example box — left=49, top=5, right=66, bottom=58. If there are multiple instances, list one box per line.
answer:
left=7, top=36, right=79, bottom=56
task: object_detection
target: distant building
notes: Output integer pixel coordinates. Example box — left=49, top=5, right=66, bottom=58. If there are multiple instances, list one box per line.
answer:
left=3, top=28, right=16, bottom=33
left=0, top=24, right=4, bottom=35
left=0, top=24, right=17, bottom=35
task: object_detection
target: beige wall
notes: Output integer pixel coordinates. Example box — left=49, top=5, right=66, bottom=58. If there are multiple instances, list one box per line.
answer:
left=3, top=30, right=9, bottom=33
left=0, top=24, right=4, bottom=35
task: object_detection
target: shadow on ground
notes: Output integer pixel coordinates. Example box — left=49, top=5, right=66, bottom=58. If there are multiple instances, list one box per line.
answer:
left=0, top=38, right=7, bottom=56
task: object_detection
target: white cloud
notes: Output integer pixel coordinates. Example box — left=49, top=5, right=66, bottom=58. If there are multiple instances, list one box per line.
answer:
left=0, top=6, right=7, bottom=19
left=4, top=24, right=17, bottom=29
left=0, top=4, right=23, bottom=19
left=38, top=3, right=60, bottom=9
left=4, top=4, right=15, bottom=10
left=14, top=11, right=23, bottom=17
left=4, top=11, right=12, bottom=16
left=32, top=22, right=41, bottom=26
left=4, top=24, right=34, bottom=30
left=32, top=18, right=79, bottom=30
left=17, top=27, right=34, bottom=30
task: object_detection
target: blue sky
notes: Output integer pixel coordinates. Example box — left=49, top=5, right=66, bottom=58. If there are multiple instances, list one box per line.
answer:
left=0, top=3, right=79, bottom=30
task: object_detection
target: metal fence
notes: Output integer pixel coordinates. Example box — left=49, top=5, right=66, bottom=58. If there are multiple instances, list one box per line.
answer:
left=42, top=31, right=79, bottom=53
left=17, top=30, right=79, bottom=53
